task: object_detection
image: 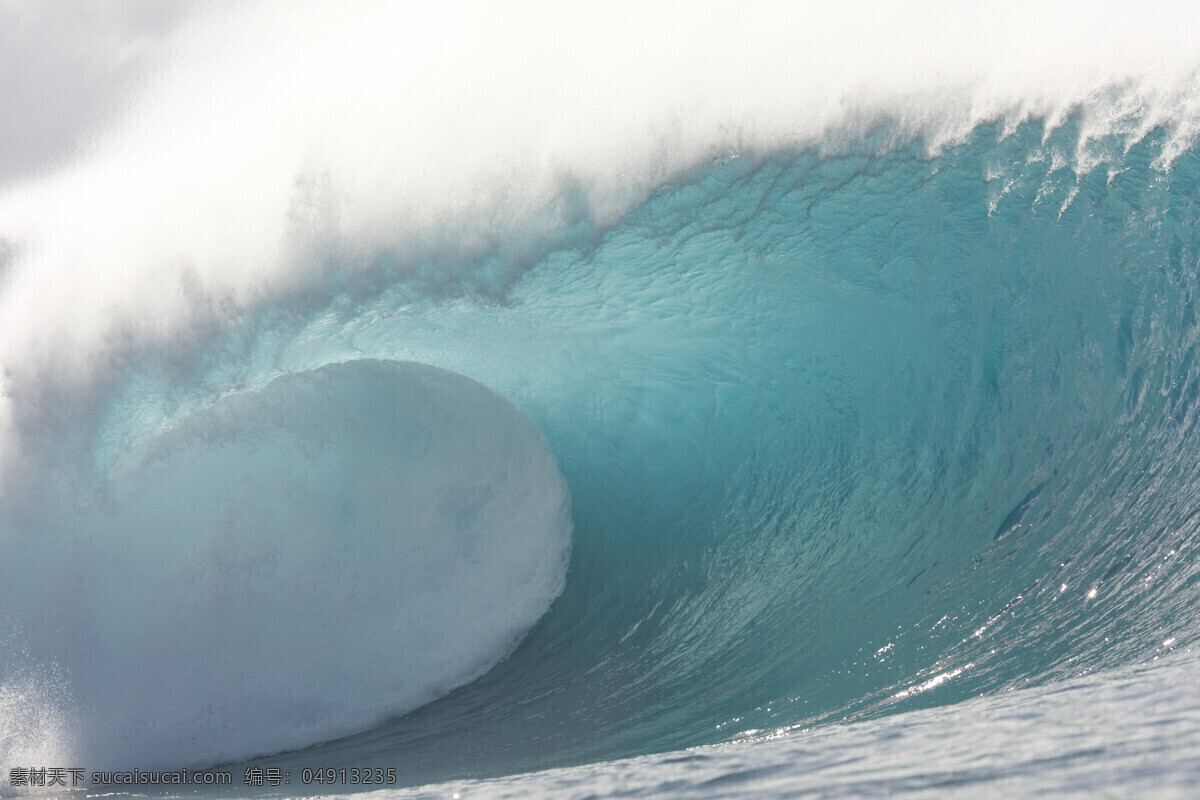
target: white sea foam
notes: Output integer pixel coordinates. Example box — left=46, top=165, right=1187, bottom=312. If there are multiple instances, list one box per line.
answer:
left=0, top=627, right=76, bottom=783
left=0, top=360, right=571, bottom=768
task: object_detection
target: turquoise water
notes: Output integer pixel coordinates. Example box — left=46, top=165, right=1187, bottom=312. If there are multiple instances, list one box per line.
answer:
left=10, top=116, right=1187, bottom=795
left=226, top=119, right=1200, bottom=791
left=3, top=11, right=1200, bottom=792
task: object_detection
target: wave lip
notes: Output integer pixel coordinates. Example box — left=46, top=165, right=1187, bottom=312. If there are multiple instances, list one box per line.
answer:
left=0, top=359, right=572, bottom=769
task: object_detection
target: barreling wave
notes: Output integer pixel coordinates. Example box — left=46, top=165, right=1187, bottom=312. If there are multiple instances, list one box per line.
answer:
left=247, top=117, right=1200, bottom=784
left=2, top=0, right=1200, bottom=785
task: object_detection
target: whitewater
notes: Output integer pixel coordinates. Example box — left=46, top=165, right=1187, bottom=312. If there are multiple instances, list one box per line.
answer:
left=2, top=0, right=1200, bottom=796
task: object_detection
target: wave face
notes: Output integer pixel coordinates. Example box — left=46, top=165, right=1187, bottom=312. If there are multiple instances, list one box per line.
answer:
left=244, top=121, right=1200, bottom=783
left=3, top=0, right=1200, bottom=786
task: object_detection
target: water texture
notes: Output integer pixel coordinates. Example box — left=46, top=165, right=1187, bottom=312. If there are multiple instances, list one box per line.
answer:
left=2, top=2, right=1200, bottom=795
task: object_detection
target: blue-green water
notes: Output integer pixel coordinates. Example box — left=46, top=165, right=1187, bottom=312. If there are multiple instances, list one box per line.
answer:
left=4, top=108, right=1200, bottom=796
left=235, top=120, right=1200, bottom=790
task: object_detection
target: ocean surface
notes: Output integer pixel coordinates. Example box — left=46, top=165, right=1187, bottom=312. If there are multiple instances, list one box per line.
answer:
left=2, top=2, right=1200, bottom=797
left=380, top=650, right=1200, bottom=799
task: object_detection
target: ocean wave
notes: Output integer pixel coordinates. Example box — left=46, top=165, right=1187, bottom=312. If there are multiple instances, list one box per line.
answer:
left=2, top=0, right=1200, bottom=782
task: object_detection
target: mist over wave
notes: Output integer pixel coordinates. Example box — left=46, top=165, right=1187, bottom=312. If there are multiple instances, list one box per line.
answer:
left=3, top=0, right=1200, bottom=781
left=4, top=0, right=1200, bottom=474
